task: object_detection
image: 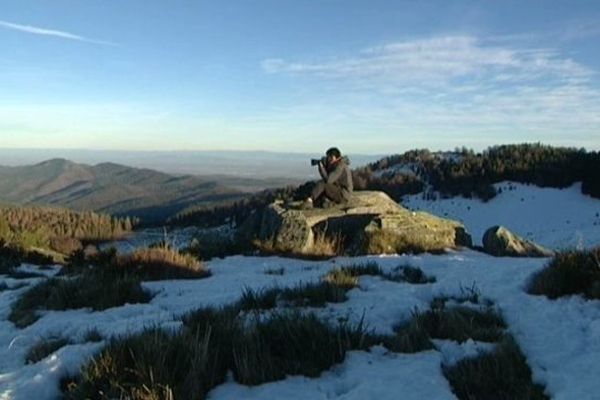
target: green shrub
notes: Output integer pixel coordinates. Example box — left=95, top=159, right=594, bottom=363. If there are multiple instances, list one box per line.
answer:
left=527, top=247, right=600, bottom=299
left=443, top=336, right=549, bottom=400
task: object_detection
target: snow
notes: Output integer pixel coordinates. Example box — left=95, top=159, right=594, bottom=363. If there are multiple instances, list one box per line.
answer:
left=402, top=181, right=600, bottom=249
left=1, top=183, right=600, bottom=399
left=210, top=348, right=453, bottom=400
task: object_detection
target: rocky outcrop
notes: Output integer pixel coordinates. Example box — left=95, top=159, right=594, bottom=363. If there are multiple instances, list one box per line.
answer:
left=482, top=225, right=554, bottom=257
left=238, top=191, right=472, bottom=256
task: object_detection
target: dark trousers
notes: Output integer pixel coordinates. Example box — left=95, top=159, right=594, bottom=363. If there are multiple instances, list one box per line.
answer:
left=311, top=182, right=344, bottom=204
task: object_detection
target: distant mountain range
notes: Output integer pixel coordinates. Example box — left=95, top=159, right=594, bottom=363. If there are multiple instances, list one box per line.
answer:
left=0, top=149, right=381, bottom=179
left=0, top=158, right=294, bottom=223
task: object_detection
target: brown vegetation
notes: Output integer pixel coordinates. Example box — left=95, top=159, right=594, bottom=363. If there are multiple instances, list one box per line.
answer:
left=116, top=243, right=209, bottom=280
left=253, top=231, right=344, bottom=259
left=527, top=246, right=600, bottom=299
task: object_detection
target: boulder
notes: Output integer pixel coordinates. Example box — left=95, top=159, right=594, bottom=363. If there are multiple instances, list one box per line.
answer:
left=482, top=225, right=554, bottom=257
left=238, top=191, right=472, bottom=256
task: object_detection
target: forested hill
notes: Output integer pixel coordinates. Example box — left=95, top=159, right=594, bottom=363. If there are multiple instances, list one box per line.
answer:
left=0, top=205, right=133, bottom=261
left=0, top=159, right=246, bottom=223
left=353, top=143, right=600, bottom=201
left=168, top=144, right=600, bottom=228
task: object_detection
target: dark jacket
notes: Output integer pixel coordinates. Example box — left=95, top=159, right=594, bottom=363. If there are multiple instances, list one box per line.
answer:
left=318, top=157, right=353, bottom=201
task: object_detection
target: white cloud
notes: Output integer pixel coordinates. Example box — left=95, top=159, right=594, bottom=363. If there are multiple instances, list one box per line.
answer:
left=263, top=36, right=592, bottom=85
left=259, top=35, right=600, bottom=151
left=0, top=20, right=116, bottom=45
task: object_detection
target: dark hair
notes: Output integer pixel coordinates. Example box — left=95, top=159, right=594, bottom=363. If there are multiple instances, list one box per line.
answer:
left=326, top=147, right=341, bottom=158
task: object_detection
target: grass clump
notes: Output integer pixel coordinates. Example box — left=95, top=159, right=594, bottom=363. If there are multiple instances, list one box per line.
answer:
left=310, top=231, right=344, bottom=258
left=322, top=268, right=359, bottom=289
left=83, top=329, right=103, bottom=343
left=364, top=229, right=448, bottom=255
left=117, top=243, right=210, bottom=280
left=8, top=272, right=152, bottom=328
left=384, top=265, right=436, bottom=284
left=384, top=303, right=506, bottom=353
left=238, top=281, right=348, bottom=311
left=527, top=247, right=600, bottom=299
left=64, top=327, right=229, bottom=400
left=65, top=245, right=210, bottom=281
left=26, top=337, right=70, bottom=364
left=443, top=336, right=549, bottom=400
left=430, top=283, right=492, bottom=310
left=231, top=312, right=372, bottom=385
left=322, top=262, right=436, bottom=287
left=322, top=262, right=384, bottom=288
left=66, top=307, right=376, bottom=399
left=415, top=306, right=506, bottom=343
left=253, top=231, right=344, bottom=259
left=264, top=267, right=285, bottom=275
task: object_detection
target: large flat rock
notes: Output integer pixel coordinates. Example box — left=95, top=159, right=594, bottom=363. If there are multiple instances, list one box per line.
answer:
left=239, top=191, right=472, bottom=256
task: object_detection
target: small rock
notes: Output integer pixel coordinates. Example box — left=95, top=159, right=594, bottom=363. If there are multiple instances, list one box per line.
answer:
left=482, top=226, right=554, bottom=258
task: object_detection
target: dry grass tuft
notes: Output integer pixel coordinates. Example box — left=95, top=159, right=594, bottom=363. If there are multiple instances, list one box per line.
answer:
left=117, top=243, right=210, bottom=280
left=527, top=246, right=600, bottom=299
left=253, top=231, right=344, bottom=259
left=310, top=231, right=344, bottom=257
left=364, top=229, right=447, bottom=255
left=322, top=268, right=359, bottom=289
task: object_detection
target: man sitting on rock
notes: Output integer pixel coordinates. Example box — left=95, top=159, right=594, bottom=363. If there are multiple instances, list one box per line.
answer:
left=302, top=147, right=353, bottom=209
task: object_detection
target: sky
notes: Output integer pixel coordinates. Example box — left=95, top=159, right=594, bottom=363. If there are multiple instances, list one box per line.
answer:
left=1, top=0, right=599, bottom=154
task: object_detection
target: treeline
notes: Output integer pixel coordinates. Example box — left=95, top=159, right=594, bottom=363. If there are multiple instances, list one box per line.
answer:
left=0, top=206, right=135, bottom=256
left=167, top=143, right=600, bottom=228
left=168, top=186, right=299, bottom=228
left=354, top=144, right=600, bottom=201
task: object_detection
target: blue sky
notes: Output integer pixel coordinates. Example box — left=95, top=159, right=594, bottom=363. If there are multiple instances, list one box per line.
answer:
left=1, top=0, right=599, bottom=154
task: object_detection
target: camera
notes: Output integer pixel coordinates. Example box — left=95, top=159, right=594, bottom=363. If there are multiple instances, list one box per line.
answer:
left=310, top=157, right=326, bottom=166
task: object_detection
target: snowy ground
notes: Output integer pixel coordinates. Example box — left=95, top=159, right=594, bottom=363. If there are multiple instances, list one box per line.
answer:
left=1, top=182, right=600, bottom=399
left=1, top=249, right=600, bottom=399
left=402, top=181, right=600, bottom=250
